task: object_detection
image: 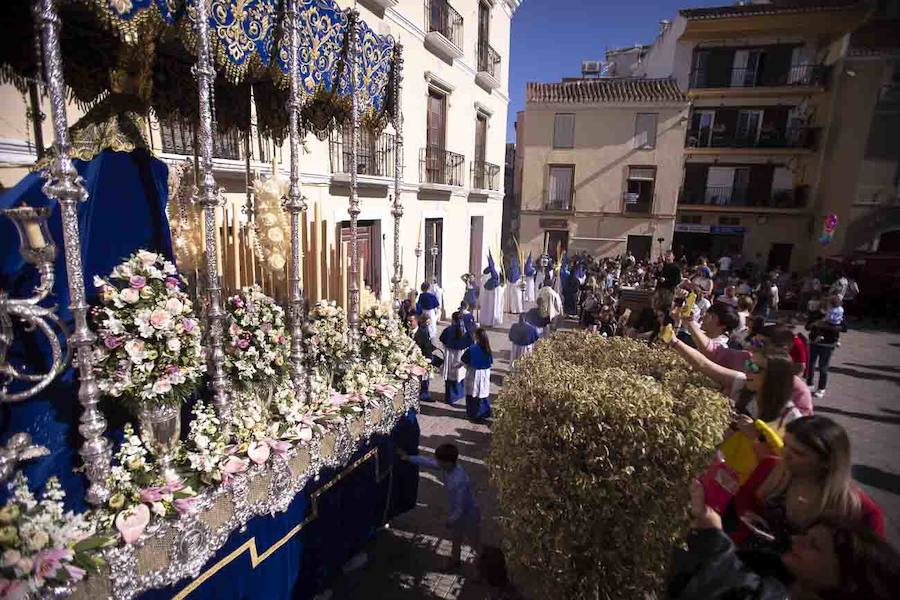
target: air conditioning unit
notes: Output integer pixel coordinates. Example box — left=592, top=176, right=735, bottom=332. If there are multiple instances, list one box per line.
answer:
left=582, top=60, right=601, bottom=76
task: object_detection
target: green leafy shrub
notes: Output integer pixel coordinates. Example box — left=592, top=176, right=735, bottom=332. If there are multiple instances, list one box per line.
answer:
left=489, top=332, right=731, bottom=599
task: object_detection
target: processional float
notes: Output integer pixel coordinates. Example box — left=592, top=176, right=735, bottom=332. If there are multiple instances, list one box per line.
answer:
left=0, top=1, right=423, bottom=598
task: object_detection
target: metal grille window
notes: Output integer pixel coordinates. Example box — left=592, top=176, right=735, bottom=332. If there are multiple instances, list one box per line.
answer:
left=553, top=113, right=575, bottom=149
left=547, top=165, right=574, bottom=210
left=634, top=113, right=658, bottom=149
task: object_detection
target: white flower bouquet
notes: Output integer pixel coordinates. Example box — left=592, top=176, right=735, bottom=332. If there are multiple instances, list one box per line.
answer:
left=92, top=250, right=204, bottom=411
left=303, top=301, right=350, bottom=388
left=0, top=474, right=112, bottom=598
left=224, top=286, right=289, bottom=390
left=359, top=305, right=430, bottom=382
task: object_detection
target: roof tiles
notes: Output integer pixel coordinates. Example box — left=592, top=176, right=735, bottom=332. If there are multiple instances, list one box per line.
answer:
left=526, top=78, right=686, bottom=104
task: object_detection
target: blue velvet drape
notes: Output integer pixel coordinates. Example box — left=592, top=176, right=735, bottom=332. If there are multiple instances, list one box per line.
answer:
left=138, top=410, right=420, bottom=600
left=0, top=149, right=173, bottom=510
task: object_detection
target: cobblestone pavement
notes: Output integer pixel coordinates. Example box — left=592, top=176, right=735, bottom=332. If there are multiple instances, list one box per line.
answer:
left=328, top=318, right=900, bottom=599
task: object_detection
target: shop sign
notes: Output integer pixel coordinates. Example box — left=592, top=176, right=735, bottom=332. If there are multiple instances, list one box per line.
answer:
left=539, top=218, right=569, bottom=229
left=674, top=223, right=710, bottom=233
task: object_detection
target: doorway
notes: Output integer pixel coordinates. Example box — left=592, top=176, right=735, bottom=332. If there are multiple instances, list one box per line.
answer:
left=767, top=243, right=793, bottom=272
left=544, top=230, right=569, bottom=261
left=340, top=220, right=382, bottom=296
left=626, top=235, right=653, bottom=262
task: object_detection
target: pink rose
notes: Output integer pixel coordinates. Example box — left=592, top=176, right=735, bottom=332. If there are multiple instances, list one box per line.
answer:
left=365, top=325, right=377, bottom=337
left=237, top=338, right=250, bottom=350
left=220, top=456, right=249, bottom=485
left=181, top=318, right=196, bottom=333
left=173, top=496, right=200, bottom=515
left=247, top=441, right=271, bottom=465
left=329, top=392, right=350, bottom=406
left=165, top=277, right=180, bottom=289
left=103, top=335, right=122, bottom=350
left=115, top=503, right=151, bottom=544
left=139, top=486, right=167, bottom=503
left=265, top=438, right=292, bottom=459
left=149, top=309, right=172, bottom=329
left=129, top=275, right=147, bottom=289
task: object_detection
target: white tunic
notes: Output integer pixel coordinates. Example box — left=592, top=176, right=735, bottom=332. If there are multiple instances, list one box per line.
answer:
left=480, top=275, right=505, bottom=327
left=510, top=343, right=534, bottom=362
left=524, top=276, right=536, bottom=303
left=422, top=308, right=439, bottom=341
left=506, top=279, right=525, bottom=314
left=465, top=367, right=491, bottom=399
left=494, top=284, right=506, bottom=325
left=441, top=346, right=467, bottom=383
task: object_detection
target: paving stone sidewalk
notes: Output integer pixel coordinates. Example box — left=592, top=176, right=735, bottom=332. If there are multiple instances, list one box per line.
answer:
left=327, top=318, right=900, bottom=599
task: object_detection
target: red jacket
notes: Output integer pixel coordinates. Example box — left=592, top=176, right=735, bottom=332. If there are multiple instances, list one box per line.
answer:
left=730, top=456, right=884, bottom=545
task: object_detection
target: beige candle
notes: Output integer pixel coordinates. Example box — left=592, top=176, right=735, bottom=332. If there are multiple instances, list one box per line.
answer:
left=312, top=202, right=321, bottom=302
left=232, top=206, right=241, bottom=290
left=215, top=208, right=224, bottom=279
left=23, top=221, right=47, bottom=249
left=340, top=241, right=348, bottom=309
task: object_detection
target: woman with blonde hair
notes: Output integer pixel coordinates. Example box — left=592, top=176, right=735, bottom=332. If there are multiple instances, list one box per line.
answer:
left=730, top=416, right=884, bottom=547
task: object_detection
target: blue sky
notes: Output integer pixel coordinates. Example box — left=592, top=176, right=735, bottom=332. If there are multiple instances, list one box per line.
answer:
left=506, top=0, right=726, bottom=141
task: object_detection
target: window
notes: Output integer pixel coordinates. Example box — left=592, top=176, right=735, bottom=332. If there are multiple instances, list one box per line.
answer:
left=624, top=166, right=655, bottom=213
left=553, top=113, right=575, bottom=149
left=718, top=216, right=740, bottom=226
left=679, top=215, right=703, bottom=224
left=547, top=165, right=574, bottom=210
left=424, top=218, right=443, bottom=285
left=634, top=113, right=658, bottom=149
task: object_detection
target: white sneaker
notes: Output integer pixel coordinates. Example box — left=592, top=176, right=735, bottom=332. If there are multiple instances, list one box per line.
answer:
left=813, top=389, right=825, bottom=398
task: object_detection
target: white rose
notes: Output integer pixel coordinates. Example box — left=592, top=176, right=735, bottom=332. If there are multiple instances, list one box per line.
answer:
left=120, top=287, right=140, bottom=304
left=152, top=378, right=172, bottom=395
left=27, top=530, right=49, bottom=551
left=165, top=298, right=184, bottom=315
left=2, top=549, right=21, bottom=567
left=140, top=286, right=154, bottom=299
left=195, top=434, right=210, bottom=450
left=124, top=339, right=146, bottom=361
left=166, top=338, right=182, bottom=353
left=137, top=250, right=159, bottom=266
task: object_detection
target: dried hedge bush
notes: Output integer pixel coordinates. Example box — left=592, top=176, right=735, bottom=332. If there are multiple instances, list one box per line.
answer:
left=489, top=332, right=731, bottom=600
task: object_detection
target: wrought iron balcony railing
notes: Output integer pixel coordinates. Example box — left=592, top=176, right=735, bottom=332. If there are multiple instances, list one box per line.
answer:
left=686, top=126, right=819, bottom=150
left=688, top=64, right=828, bottom=89
left=477, top=42, right=500, bottom=78
left=425, top=0, right=463, bottom=49
left=420, top=146, right=465, bottom=187
left=471, top=159, right=500, bottom=191
left=679, top=185, right=807, bottom=209
left=329, top=128, right=396, bottom=177
left=623, top=192, right=654, bottom=214
left=157, top=120, right=244, bottom=161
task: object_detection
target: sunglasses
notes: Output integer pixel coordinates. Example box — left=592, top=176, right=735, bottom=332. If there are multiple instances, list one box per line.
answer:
left=745, top=359, right=764, bottom=374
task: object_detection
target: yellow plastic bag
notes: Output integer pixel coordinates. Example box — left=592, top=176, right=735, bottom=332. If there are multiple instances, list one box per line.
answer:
left=719, top=421, right=783, bottom=484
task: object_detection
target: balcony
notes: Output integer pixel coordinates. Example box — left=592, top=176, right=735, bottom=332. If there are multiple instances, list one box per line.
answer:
left=424, top=0, right=463, bottom=62
left=544, top=198, right=573, bottom=212
left=686, top=126, right=818, bottom=154
left=679, top=185, right=807, bottom=209
left=475, top=42, right=501, bottom=91
left=470, top=160, right=500, bottom=192
left=688, top=64, right=829, bottom=94
left=624, top=192, right=654, bottom=214
left=328, top=127, right=396, bottom=189
left=420, top=146, right=465, bottom=189
left=158, top=120, right=242, bottom=160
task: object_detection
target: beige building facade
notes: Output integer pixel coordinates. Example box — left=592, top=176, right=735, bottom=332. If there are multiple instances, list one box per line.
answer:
left=634, top=1, right=891, bottom=271
left=514, top=78, right=689, bottom=262
left=0, top=0, right=520, bottom=309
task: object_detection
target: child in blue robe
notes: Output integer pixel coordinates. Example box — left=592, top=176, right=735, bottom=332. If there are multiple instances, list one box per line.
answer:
left=416, top=282, right=441, bottom=340
left=462, top=328, right=493, bottom=421
left=508, top=313, right=540, bottom=362
left=439, top=312, right=473, bottom=403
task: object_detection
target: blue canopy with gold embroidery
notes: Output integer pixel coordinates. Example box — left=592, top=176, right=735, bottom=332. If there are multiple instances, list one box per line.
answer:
left=0, top=0, right=397, bottom=137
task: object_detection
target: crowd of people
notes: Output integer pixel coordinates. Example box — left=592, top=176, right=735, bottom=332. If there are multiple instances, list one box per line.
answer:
left=395, top=248, right=898, bottom=599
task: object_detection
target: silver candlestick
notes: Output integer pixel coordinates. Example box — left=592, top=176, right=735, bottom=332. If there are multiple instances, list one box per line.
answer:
left=347, top=10, right=361, bottom=347
left=194, top=0, right=231, bottom=422
left=390, top=44, right=404, bottom=313
left=0, top=206, right=71, bottom=402
left=283, top=0, right=308, bottom=398
left=429, top=245, right=439, bottom=285
left=34, top=0, right=111, bottom=505
left=414, top=243, right=422, bottom=290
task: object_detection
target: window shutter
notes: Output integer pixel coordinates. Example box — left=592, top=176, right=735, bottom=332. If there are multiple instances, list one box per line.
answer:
left=634, top=113, right=658, bottom=149
left=549, top=166, right=574, bottom=207
left=553, top=114, right=575, bottom=148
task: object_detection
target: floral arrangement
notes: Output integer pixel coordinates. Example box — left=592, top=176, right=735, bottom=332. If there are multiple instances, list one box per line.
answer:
left=98, top=424, right=199, bottom=543
left=359, top=305, right=430, bottom=383
left=302, top=301, right=350, bottom=391
left=92, top=251, right=204, bottom=410
left=0, top=474, right=111, bottom=598
left=489, top=333, right=730, bottom=599
left=224, top=286, right=289, bottom=390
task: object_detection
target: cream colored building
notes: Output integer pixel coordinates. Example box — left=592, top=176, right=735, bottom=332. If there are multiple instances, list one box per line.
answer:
left=634, top=1, right=876, bottom=270
left=514, top=77, right=689, bottom=261
left=0, top=0, right=520, bottom=310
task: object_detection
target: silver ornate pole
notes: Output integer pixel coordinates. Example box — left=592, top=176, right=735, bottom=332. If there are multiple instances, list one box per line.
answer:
left=194, top=0, right=231, bottom=421
left=35, top=0, right=111, bottom=505
left=284, top=0, right=308, bottom=395
left=347, top=10, right=361, bottom=346
left=390, top=44, right=404, bottom=312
